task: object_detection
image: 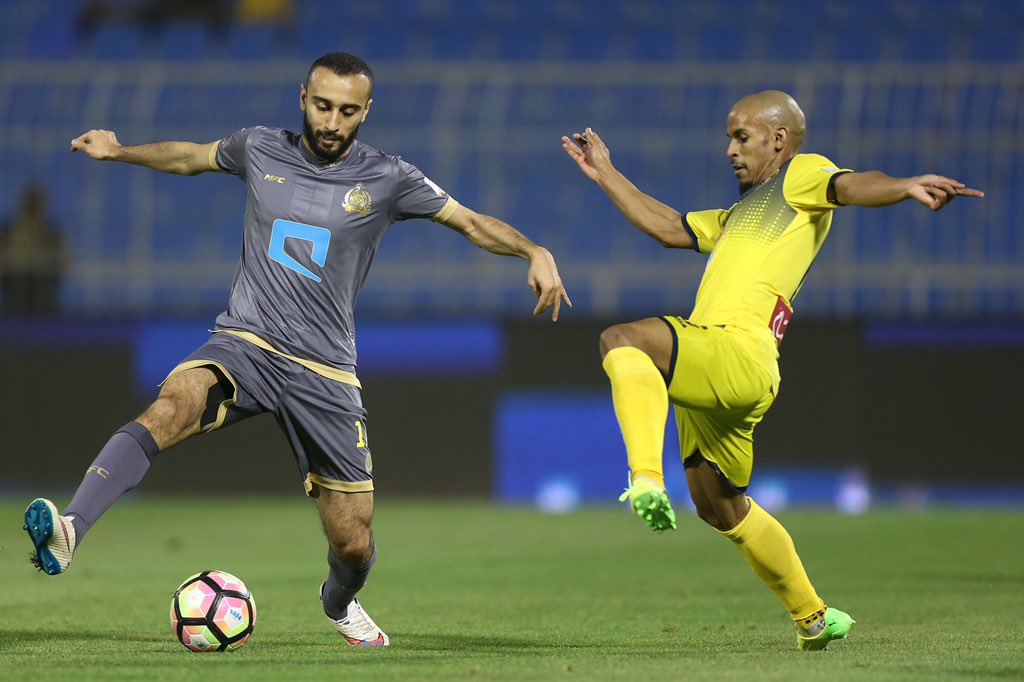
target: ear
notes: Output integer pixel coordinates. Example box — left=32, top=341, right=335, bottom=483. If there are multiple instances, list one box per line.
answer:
left=774, top=127, right=789, bottom=151
left=361, top=98, right=373, bottom=123
left=299, top=83, right=307, bottom=112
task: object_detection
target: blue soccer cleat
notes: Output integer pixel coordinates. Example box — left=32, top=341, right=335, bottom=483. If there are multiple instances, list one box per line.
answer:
left=24, top=498, right=77, bottom=575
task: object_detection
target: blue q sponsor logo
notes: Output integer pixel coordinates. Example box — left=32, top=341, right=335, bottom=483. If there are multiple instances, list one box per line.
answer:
left=268, top=219, right=331, bottom=282
left=228, top=607, right=243, bottom=624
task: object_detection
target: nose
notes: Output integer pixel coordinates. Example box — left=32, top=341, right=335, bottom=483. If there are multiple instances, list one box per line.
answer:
left=726, top=139, right=738, bottom=158
left=324, top=110, right=342, bottom=131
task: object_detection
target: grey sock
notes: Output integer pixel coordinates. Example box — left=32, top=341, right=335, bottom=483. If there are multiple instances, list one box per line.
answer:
left=65, top=421, right=159, bottom=543
left=323, top=546, right=376, bottom=619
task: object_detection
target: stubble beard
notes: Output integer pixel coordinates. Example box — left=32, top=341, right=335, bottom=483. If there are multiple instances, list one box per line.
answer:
left=302, top=114, right=359, bottom=163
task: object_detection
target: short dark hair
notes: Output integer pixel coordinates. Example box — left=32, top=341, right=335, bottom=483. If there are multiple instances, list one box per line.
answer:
left=306, top=52, right=374, bottom=92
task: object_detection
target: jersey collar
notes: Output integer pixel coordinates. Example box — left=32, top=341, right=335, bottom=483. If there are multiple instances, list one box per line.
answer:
left=738, top=156, right=793, bottom=200
left=296, top=134, right=360, bottom=169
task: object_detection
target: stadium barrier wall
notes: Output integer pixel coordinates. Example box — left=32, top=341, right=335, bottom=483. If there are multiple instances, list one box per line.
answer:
left=0, top=319, right=1019, bottom=500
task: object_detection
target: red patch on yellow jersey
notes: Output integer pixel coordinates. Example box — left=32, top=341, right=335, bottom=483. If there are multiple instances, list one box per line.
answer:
left=770, top=296, right=792, bottom=347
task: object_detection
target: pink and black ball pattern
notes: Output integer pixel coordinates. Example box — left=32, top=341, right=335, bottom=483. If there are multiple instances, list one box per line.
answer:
left=170, top=570, right=256, bottom=652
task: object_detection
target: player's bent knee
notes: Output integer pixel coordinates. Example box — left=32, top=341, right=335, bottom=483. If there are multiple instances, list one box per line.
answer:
left=693, top=498, right=745, bottom=532
left=694, top=504, right=723, bottom=530
left=599, top=323, right=636, bottom=357
left=156, top=395, right=197, bottom=429
left=137, top=392, right=205, bottom=448
left=328, top=532, right=373, bottom=565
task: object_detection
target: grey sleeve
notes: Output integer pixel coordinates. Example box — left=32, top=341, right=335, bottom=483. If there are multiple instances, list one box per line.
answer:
left=391, top=159, right=453, bottom=222
left=214, top=127, right=261, bottom=178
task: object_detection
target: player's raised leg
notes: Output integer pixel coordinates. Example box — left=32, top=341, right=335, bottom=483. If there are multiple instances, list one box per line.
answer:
left=685, top=456, right=854, bottom=650
left=24, top=366, right=221, bottom=575
left=315, top=487, right=388, bottom=646
left=600, top=318, right=677, bottom=531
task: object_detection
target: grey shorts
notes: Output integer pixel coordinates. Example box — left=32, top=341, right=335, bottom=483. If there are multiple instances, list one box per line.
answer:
left=167, top=332, right=373, bottom=496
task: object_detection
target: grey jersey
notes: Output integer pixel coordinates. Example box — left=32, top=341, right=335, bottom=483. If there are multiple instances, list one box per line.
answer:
left=212, top=127, right=455, bottom=373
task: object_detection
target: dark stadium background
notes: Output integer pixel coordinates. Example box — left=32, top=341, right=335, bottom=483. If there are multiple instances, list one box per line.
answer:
left=0, top=0, right=1020, bottom=508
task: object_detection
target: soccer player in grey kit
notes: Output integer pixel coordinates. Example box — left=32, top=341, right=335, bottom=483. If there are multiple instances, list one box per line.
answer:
left=23, top=53, right=570, bottom=647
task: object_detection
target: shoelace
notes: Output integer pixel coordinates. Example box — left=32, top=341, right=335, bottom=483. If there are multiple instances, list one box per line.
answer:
left=338, top=601, right=379, bottom=636
left=617, top=474, right=662, bottom=503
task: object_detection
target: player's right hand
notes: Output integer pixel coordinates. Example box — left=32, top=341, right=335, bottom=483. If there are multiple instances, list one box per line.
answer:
left=561, top=127, right=612, bottom=183
left=70, top=129, right=121, bottom=160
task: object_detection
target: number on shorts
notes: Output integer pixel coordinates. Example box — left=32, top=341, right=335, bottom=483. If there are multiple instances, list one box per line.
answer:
left=355, top=419, right=366, bottom=448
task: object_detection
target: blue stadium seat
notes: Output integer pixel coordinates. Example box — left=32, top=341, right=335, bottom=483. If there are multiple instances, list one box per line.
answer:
left=627, top=25, right=680, bottom=61
left=27, top=16, right=74, bottom=58
left=158, top=23, right=211, bottom=60
left=227, top=24, right=281, bottom=60
left=85, top=24, right=145, bottom=60
left=3, top=83, right=40, bottom=125
left=363, top=22, right=413, bottom=60
left=694, top=21, right=739, bottom=61
left=562, top=24, right=620, bottom=62
left=967, top=18, right=1023, bottom=61
left=425, top=22, right=477, bottom=60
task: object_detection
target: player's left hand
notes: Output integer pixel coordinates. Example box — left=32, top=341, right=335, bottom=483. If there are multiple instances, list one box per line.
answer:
left=527, top=248, right=572, bottom=321
left=907, top=175, right=984, bottom=211
left=561, top=127, right=613, bottom=183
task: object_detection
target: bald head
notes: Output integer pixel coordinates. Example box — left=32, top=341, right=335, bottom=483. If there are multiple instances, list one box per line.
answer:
left=725, top=91, right=807, bottom=191
left=730, top=90, right=806, bottom=149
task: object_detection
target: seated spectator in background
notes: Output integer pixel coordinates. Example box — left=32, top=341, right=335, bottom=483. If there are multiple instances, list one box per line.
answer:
left=235, top=0, right=294, bottom=25
left=0, top=187, right=67, bottom=316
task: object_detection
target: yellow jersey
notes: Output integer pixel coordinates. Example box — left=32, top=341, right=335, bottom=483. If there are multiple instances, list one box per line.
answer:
left=683, top=153, right=852, bottom=389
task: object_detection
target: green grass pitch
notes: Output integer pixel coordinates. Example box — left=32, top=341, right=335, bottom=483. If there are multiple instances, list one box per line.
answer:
left=1, top=498, right=1022, bottom=681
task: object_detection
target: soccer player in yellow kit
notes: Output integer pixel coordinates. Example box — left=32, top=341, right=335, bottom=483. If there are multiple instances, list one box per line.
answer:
left=561, top=90, right=983, bottom=650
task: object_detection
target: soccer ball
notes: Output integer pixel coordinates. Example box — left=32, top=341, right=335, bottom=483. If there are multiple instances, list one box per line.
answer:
left=170, top=570, right=256, bottom=652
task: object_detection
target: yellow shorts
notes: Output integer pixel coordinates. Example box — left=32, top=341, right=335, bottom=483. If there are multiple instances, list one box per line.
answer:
left=661, top=316, right=776, bottom=490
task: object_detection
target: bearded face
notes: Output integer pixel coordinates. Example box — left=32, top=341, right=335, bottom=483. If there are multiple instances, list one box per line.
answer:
left=299, top=68, right=372, bottom=164
left=302, top=111, right=360, bottom=163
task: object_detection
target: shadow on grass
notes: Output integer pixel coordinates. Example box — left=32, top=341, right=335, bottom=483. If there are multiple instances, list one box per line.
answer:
left=248, top=630, right=776, bottom=660
left=250, top=631, right=598, bottom=655
left=0, top=629, right=166, bottom=647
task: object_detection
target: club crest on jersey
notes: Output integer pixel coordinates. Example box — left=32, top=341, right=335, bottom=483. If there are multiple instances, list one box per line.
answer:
left=343, top=183, right=372, bottom=214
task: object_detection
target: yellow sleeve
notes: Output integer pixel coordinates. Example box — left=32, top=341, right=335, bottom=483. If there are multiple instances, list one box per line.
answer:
left=683, top=209, right=728, bottom=254
left=782, top=153, right=854, bottom=213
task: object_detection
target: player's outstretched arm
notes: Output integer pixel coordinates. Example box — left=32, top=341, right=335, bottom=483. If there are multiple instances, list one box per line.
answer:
left=833, top=171, right=984, bottom=211
left=561, top=127, right=693, bottom=249
left=70, top=129, right=218, bottom=176
left=440, top=205, right=572, bottom=320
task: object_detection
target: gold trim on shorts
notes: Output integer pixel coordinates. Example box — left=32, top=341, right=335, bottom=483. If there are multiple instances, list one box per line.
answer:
left=304, top=473, right=374, bottom=496
left=162, top=359, right=238, bottom=433
left=214, top=329, right=362, bottom=388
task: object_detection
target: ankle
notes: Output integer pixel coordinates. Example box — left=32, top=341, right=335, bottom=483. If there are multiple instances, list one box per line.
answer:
left=630, top=472, right=664, bottom=492
left=795, top=607, right=827, bottom=637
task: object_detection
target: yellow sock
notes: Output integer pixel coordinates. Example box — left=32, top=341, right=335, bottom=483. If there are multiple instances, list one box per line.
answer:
left=602, top=347, right=669, bottom=489
left=720, top=497, right=825, bottom=621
